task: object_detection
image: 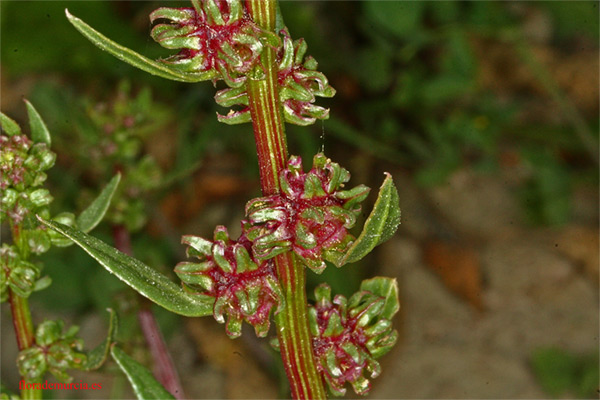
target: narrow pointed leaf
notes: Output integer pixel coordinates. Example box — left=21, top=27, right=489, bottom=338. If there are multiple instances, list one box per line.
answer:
left=77, top=173, right=121, bottom=232
left=24, top=100, right=51, bottom=145
left=0, top=112, right=22, bottom=136
left=110, top=346, right=175, bottom=400
left=338, top=173, right=400, bottom=266
left=85, top=308, right=118, bottom=370
left=360, top=277, right=400, bottom=321
left=38, top=218, right=214, bottom=317
left=65, top=9, right=217, bottom=83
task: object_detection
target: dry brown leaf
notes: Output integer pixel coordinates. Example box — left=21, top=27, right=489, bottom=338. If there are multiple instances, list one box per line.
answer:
left=423, top=239, right=484, bottom=311
left=556, top=225, right=599, bottom=285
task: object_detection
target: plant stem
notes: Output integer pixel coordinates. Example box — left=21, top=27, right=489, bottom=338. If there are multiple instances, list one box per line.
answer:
left=112, top=224, right=185, bottom=399
left=272, top=252, right=326, bottom=399
left=9, top=290, right=34, bottom=351
left=246, top=8, right=288, bottom=195
left=246, top=1, right=326, bottom=398
left=9, top=292, right=42, bottom=399
left=9, top=224, right=42, bottom=400
left=138, top=305, right=185, bottom=399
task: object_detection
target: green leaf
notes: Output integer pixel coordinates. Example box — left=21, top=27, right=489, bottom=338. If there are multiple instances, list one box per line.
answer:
left=77, top=173, right=121, bottom=233
left=110, top=346, right=175, bottom=400
left=338, top=173, right=401, bottom=266
left=0, top=112, right=22, bottom=136
left=65, top=9, right=217, bottom=83
left=24, top=100, right=51, bottom=145
left=85, top=308, right=118, bottom=370
left=359, top=277, right=399, bottom=321
left=38, top=218, right=214, bottom=317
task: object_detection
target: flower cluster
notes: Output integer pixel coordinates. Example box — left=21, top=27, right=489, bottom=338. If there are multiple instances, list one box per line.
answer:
left=216, top=28, right=336, bottom=125
left=17, top=320, right=87, bottom=382
left=150, top=0, right=277, bottom=86
left=277, top=29, right=336, bottom=125
left=1, top=105, right=112, bottom=305
left=80, top=82, right=166, bottom=232
left=1, top=116, right=81, bottom=269
left=149, top=0, right=335, bottom=125
left=175, top=226, right=283, bottom=338
left=245, top=153, right=369, bottom=273
left=175, top=153, right=370, bottom=337
left=308, top=280, right=399, bottom=396
left=0, top=133, right=55, bottom=226
left=1, top=134, right=52, bottom=190
left=0, top=244, right=51, bottom=301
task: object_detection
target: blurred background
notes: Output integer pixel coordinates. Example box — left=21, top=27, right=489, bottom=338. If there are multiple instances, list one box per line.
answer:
left=1, top=1, right=598, bottom=398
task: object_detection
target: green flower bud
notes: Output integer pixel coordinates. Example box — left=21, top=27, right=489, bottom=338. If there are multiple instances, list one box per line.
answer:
left=36, top=320, right=65, bottom=347
left=47, top=341, right=87, bottom=372
left=22, top=154, right=40, bottom=171
left=1, top=188, right=18, bottom=209
left=8, top=261, right=40, bottom=298
left=32, top=275, right=52, bottom=292
left=52, top=212, right=76, bottom=227
left=17, top=347, right=47, bottom=380
left=30, top=143, right=56, bottom=171
left=18, top=320, right=88, bottom=382
left=0, top=245, right=17, bottom=302
left=23, top=229, right=51, bottom=255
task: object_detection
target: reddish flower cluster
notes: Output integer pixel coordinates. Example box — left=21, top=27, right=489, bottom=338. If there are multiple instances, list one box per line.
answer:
left=0, top=134, right=54, bottom=191
left=245, top=153, right=369, bottom=273
left=1, top=134, right=30, bottom=190
left=174, top=226, right=283, bottom=338
left=308, top=283, right=399, bottom=396
left=1, top=132, right=55, bottom=228
left=277, top=30, right=336, bottom=125
left=150, top=0, right=277, bottom=86
left=216, top=29, right=336, bottom=125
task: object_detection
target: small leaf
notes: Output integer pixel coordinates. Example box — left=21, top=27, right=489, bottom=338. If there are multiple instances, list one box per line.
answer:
left=149, top=8, right=196, bottom=24
left=77, top=173, right=121, bottom=233
left=32, top=276, right=52, bottom=292
left=38, top=218, right=214, bottom=317
left=0, top=112, right=22, bottom=136
left=65, top=9, right=217, bottom=83
left=24, top=100, right=51, bottom=145
left=110, top=346, right=175, bottom=400
left=85, top=308, right=118, bottom=370
left=338, top=173, right=401, bottom=266
left=216, top=109, right=251, bottom=125
left=359, top=277, right=399, bottom=321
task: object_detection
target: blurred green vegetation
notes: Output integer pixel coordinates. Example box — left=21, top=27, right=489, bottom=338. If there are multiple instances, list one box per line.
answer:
left=279, top=1, right=598, bottom=224
left=531, top=347, right=599, bottom=398
left=1, top=0, right=598, bottom=396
